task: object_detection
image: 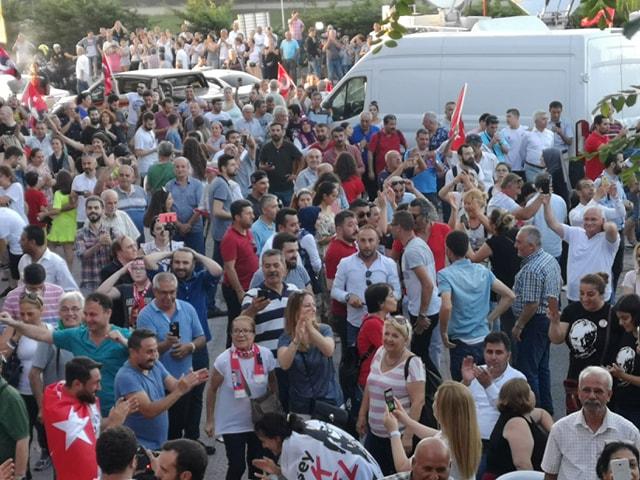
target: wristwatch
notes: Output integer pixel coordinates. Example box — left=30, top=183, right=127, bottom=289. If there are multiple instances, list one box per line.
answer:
left=344, top=293, right=352, bottom=303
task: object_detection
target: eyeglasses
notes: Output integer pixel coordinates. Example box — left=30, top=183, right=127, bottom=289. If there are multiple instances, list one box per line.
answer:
left=365, top=270, right=372, bottom=286
left=391, top=181, right=405, bottom=187
left=60, top=306, right=82, bottom=313
left=232, top=329, right=254, bottom=336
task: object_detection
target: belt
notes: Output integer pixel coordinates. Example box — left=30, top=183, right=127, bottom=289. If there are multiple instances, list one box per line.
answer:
left=525, top=162, right=545, bottom=169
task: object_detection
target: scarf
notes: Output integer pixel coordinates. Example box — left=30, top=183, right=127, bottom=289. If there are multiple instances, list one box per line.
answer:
left=130, top=281, right=151, bottom=328
left=230, top=343, right=265, bottom=399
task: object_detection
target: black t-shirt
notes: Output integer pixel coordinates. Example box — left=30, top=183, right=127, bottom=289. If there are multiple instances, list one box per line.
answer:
left=258, top=140, right=302, bottom=192
left=611, top=331, right=640, bottom=408
left=80, top=125, right=100, bottom=145
left=560, top=301, right=618, bottom=380
left=115, top=283, right=154, bottom=329
left=486, top=229, right=520, bottom=301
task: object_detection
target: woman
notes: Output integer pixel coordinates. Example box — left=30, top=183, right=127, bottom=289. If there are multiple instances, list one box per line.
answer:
left=336, top=152, right=365, bottom=203
left=291, top=189, right=313, bottom=211
left=205, top=316, right=278, bottom=480
left=357, top=316, right=425, bottom=475
left=357, top=283, right=398, bottom=388
left=252, top=412, right=383, bottom=479
left=313, top=181, right=339, bottom=258
left=483, top=378, right=553, bottom=479
left=549, top=272, right=618, bottom=414
left=99, top=109, right=125, bottom=146
left=182, top=137, right=207, bottom=181
left=245, top=37, right=262, bottom=78
left=488, top=162, right=511, bottom=198
left=293, top=118, right=317, bottom=152
left=369, top=101, right=383, bottom=129
left=596, top=441, right=640, bottom=480
left=608, top=294, right=640, bottom=429
left=451, top=188, right=489, bottom=251
left=277, top=291, right=343, bottom=415
left=383, top=381, right=481, bottom=480
left=143, top=188, right=174, bottom=231
left=622, top=244, right=640, bottom=295
left=42, top=170, right=77, bottom=268
left=48, top=137, right=74, bottom=175
left=205, top=122, right=225, bottom=157
left=222, top=87, right=242, bottom=124
left=25, top=148, right=54, bottom=202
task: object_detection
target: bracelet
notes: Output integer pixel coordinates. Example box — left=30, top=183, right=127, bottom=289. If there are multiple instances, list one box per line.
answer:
left=389, top=430, right=401, bottom=438
left=189, top=342, right=196, bottom=353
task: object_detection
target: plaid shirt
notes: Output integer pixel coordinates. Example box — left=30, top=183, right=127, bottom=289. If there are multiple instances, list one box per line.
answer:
left=74, top=223, right=113, bottom=289
left=512, top=248, right=562, bottom=317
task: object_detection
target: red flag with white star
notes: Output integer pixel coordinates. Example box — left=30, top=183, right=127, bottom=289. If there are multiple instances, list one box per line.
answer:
left=102, top=53, right=113, bottom=96
left=43, top=381, right=101, bottom=480
left=449, top=83, right=467, bottom=150
left=277, top=62, right=295, bottom=97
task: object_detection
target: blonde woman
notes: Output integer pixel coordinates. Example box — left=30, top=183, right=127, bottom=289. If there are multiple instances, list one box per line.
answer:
left=357, top=316, right=425, bottom=475
left=622, top=243, right=640, bottom=295
left=452, top=188, right=489, bottom=251
left=384, top=380, right=482, bottom=480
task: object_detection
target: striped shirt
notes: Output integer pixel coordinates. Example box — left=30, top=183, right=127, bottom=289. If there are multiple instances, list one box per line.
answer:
left=242, top=283, right=300, bottom=355
left=512, top=248, right=562, bottom=317
left=365, top=348, right=425, bottom=437
left=3, top=283, right=65, bottom=325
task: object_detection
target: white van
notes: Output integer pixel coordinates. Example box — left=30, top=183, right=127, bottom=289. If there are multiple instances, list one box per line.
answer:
left=324, top=25, right=640, bottom=151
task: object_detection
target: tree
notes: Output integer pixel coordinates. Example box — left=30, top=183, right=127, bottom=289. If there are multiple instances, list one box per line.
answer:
left=178, top=0, right=234, bottom=35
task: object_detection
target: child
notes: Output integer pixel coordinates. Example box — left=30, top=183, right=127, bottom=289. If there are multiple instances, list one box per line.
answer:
left=24, top=170, right=48, bottom=227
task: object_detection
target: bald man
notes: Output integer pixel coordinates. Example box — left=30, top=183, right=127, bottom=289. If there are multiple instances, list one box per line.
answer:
left=100, top=189, right=141, bottom=241
left=384, top=437, right=452, bottom=480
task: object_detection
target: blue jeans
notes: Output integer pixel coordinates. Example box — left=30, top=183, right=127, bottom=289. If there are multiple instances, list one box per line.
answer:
left=346, top=322, right=360, bottom=347
left=308, top=56, right=321, bottom=77
left=327, top=58, right=343, bottom=82
left=76, top=79, right=89, bottom=93
left=525, top=163, right=546, bottom=183
left=449, top=339, right=484, bottom=382
left=515, top=313, right=553, bottom=414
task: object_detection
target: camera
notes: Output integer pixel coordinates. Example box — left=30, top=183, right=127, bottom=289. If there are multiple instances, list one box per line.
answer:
left=133, top=446, right=155, bottom=480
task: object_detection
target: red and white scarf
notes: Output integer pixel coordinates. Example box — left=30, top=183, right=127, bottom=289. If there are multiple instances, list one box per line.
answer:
left=230, top=344, right=266, bottom=399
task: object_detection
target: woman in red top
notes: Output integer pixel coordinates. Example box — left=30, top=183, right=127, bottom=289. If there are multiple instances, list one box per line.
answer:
left=335, top=152, right=365, bottom=203
left=357, top=282, right=398, bottom=387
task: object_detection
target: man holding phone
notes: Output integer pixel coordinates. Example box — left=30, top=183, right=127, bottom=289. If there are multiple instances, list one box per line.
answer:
left=486, top=173, right=544, bottom=221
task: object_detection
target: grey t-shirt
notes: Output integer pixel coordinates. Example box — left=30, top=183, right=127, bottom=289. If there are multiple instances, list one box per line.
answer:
left=250, top=265, right=310, bottom=290
left=209, top=176, right=232, bottom=241
left=31, top=341, right=74, bottom=387
left=401, top=236, right=441, bottom=316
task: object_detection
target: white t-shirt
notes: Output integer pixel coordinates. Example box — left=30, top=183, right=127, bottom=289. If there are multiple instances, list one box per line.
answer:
left=486, top=191, right=519, bottom=216
left=402, top=236, right=440, bottom=316
left=0, top=182, right=27, bottom=222
left=212, top=346, right=276, bottom=434
left=562, top=224, right=620, bottom=301
left=0, top=207, right=26, bottom=253
left=75, top=55, right=90, bottom=82
left=622, top=270, right=640, bottom=296
left=500, top=125, right=528, bottom=171
left=71, top=173, right=97, bottom=222
left=17, top=323, right=54, bottom=394
left=134, top=127, right=158, bottom=175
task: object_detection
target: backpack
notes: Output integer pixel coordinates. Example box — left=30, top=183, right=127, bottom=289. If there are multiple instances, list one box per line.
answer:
left=298, top=229, right=322, bottom=294
left=404, top=354, right=442, bottom=429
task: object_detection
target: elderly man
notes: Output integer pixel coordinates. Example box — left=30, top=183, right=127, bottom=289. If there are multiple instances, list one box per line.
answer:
left=542, top=366, right=640, bottom=480
left=25, top=121, right=54, bottom=158
left=511, top=225, right=562, bottom=414
left=383, top=437, right=452, bottom=480
left=114, top=165, right=147, bottom=234
left=520, top=110, right=554, bottom=182
left=487, top=172, right=544, bottom=220
left=235, top=104, right=265, bottom=144
left=294, top=149, right=321, bottom=192
left=569, top=178, right=625, bottom=228
left=543, top=194, right=619, bottom=302
left=422, top=111, right=449, bottom=151
left=101, top=189, right=140, bottom=241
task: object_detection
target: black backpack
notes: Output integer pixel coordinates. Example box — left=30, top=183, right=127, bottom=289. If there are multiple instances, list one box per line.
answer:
left=298, top=230, right=322, bottom=294
left=404, top=355, right=441, bottom=429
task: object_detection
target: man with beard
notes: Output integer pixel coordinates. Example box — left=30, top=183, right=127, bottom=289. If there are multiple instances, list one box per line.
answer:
left=368, top=114, right=407, bottom=188
left=258, top=122, right=302, bottom=206
left=332, top=225, right=401, bottom=345
left=542, top=366, right=640, bottom=480
left=75, top=196, right=114, bottom=293
left=246, top=170, right=270, bottom=217
left=309, top=123, right=333, bottom=154
left=250, top=232, right=311, bottom=291
left=323, top=126, right=365, bottom=175
left=114, top=329, right=208, bottom=449
left=210, top=154, right=237, bottom=273
left=134, top=112, right=159, bottom=178
left=1, top=293, right=131, bottom=417
left=80, top=106, right=102, bottom=145
left=216, top=129, right=257, bottom=196
left=71, top=155, right=98, bottom=226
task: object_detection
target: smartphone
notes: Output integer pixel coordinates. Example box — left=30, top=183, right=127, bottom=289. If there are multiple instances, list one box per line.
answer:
left=257, top=288, right=269, bottom=299
left=169, top=322, right=180, bottom=338
left=384, top=388, right=395, bottom=412
left=555, top=121, right=562, bottom=128
left=539, top=177, right=551, bottom=194
left=134, top=446, right=151, bottom=475
left=610, top=458, right=632, bottom=480
left=158, top=212, right=177, bottom=223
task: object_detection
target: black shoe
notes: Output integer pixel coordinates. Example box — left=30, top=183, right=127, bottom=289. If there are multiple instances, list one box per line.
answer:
left=197, top=440, right=216, bottom=455
left=207, top=306, right=227, bottom=318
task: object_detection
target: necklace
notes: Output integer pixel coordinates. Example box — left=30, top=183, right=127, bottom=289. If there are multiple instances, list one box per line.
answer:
left=382, top=350, right=404, bottom=370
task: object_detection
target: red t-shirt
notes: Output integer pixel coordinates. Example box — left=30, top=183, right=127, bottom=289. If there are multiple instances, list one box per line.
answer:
left=220, top=226, right=259, bottom=290
left=324, top=237, right=357, bottom=316
left=391, top=222, right=450, bottom=273
left=342, top=175, right=366, bottom=203
left=584, top=131, right=609, bottom=181
left=368, top=130, right=407, bottom=175
left=356, top=313, right=384, bottom=386
left=25, top=188, right=48, bottom=227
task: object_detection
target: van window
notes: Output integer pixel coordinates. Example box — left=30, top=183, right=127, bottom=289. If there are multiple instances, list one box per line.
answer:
left=328, top=76, right=366, bottom=121
left=163, top=74, right=208, bottom=101
left=117, top=78, right=148, bottom=95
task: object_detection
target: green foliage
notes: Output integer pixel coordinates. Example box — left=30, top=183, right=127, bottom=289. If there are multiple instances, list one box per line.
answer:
left=177, top=0, right=234, bottom=35
left=4, top=0, right=147, bottom=51
left=301, top=0, right=385, bottom=38
left=462, top=0, right=527, bottom=17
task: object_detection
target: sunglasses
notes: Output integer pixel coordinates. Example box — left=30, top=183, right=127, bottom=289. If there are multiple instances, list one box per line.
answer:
left=391, top=181, right=406, bottom=187
left=365, top=270, right=372, bottom=286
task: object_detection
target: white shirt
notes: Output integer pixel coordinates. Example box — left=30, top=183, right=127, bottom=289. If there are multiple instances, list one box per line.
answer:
left=331, top=252, right=402, bottom=327
left=102, top=210, right=140, bottom=240
left=176, top=48, right=189, bottom=69
left=134, top=127, right=158, bottom=175
left=25, top=134, right=53, bottom=158
left=71, top=173, right=97, bottom=222
left=500, top=125, right=527, bottom=171
left=541, top=409, right=640, bottom=480
left=569, top=199, right=625, bottom=228
left=478, top=151, right=498, bottom=191
left=0, top=207, right=26, bottom=254
left=0, top=182, right=27, bottom=222
left=18, top=248, right=78, bottom=291
left=527, top=193, right=566, bottom=258
left=75, top=54, right=90, bottom=82
left=520, top=128, right=554, bottom=167
left=486, top=191, right=519, bottom=216
left=562, top=224, right=620, bottom=302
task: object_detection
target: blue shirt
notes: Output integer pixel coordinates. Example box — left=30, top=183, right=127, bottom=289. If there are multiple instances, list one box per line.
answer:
left=114, top=360, right=170, bottom=449
left=280, top=39, right=299, bottom=60
left=137, top=299, right=205, bottom=377
left=177, top=269, right=215, bottom=341
left=164, top=177, right=204, bottom=232
left=350, top=124, right=380, bottom=171
left=480, top=131, right=509, bottom=162
left=53, top=325, right=130, bottom=416
left=251, top=218, right=275, bottom=254
left=437, top=258, right=495, bottom=342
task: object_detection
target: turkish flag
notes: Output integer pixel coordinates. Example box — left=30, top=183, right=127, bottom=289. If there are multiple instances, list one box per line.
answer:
left=277, top=62, right=295, bottom=97
left=449, top=83, right=467, bottom=151
left=43, top=381, right=101, bottom=480
left=21, top=76, right=47, bottom=113
left=581, top=7, right=615, bottom=27
left=102, top=53, right=113, bottom=96
left=0, top=46, right=19, bottom=78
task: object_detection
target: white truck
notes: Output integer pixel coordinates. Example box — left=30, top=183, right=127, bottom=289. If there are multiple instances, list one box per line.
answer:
left=323, top=22, right=640, bottom=152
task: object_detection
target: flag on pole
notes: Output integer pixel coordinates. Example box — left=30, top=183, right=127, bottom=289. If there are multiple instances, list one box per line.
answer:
left=0, top=46, right=19, bottom=78
left=449, top=83, right=467, bottom=151
left=277, top=62, right=295, bottom=97
left=580, top=7, right=615, bottom=27
left=21, top=75, right=48, bottom=118
left=102, top=53, right=113, bottom=96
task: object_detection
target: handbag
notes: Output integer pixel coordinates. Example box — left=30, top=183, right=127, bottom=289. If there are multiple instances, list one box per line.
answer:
left=240, top=368, right=283, bottom=424
left=1, top=338, right=22, bottom=388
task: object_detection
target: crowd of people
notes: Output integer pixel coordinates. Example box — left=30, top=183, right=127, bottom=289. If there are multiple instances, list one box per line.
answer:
left=1, top=13, right=640, bottom=480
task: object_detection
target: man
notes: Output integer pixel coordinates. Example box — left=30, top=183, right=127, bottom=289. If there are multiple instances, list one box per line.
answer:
left=210, top=154, right=237, bottom=262
left=154, top=98, right=174, bottom=141
left=137, top=273, right=206, bottom=441
left=306, top=92, right=331, bottom=125
left=222, top=129, right=258, bottom=196
left=114, top=165, right=147, bottom=233
left=323, top=126, right=365, bottom=175
left=405, top=129, right=446, bottom=204
left=584, top=114, right=628, bottom=181
left=145, top=141, right=175, bottom=194
left=17, top=225, right=77, bottom=291
left=528, top=173, right=567, bottom=262
left=461, top=332, right=527, bottom=477
left=486, top=173, right=544, bottom=220
left=569, top=178, right=625, bottom=228
left=235, top=104, right=265, bottom=145
left=549, top=100, right=575, bottom=184
left=25, top=121, right=53, bottom=158
left=184, top=102, right=211, bottom=135
left=422, top=111, right=449, bottom=151
left=75, top=196, right=114, bottom=293
left=258, top=122, right=303, bottom=206
left=246, top=170, right=270, bottom=217
left=80, top=107, right=102, bottom=145
left=543, top=194, right=620, bottom=303
left=350, top=111, right=380, bottom=196
left=332, top=225, right=401, bottom=345
left=165, top=157, right=205, bottom=253
left=126, top=83, right=146, bottom=140
left=500, top=108, right=528, bottom=177
left=114, top=329, right=208, bottom=449
left=0, top=357, right=29, bottom=480
left=1, top=293, right=130, bottom=416
left=71, top=154, right=98, bottom=225
left=204, top=98, right=232, bottom=128
left=75, top=45, right=91, bottom=92
left=304, top=27, right=321, bottom=77
left=251, top=193, right=279, bottom=253
left=280, top=31, right=299, bottom=80
left=134, top=112, right=158, bottom=178
left=438, top=231, right=515, bottom=381
left=511, top=225, right=562, bottom=414
left=100, top=190, right=141, bottom=241
left=369, top=114, right=407, bottom=184
left=294, top=149, right=321, bottom=192
left=391, top=210, right=440, bottom=374
left=480, top=115, right=509, bottom=163
left=96, top=425, right=138, bottom=480
left=383, top=437, right=452, bottom=480
left=520, top=110, right=554, bottom=182
left=541, top=366, right=640, bottom=480
left=151, top=439, right=208, bottom=480
left=309, top=123, right=333, bottom=153
left=100, top=235, right=138, bottom=286
left=251, top=232, right=311, bottom=291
